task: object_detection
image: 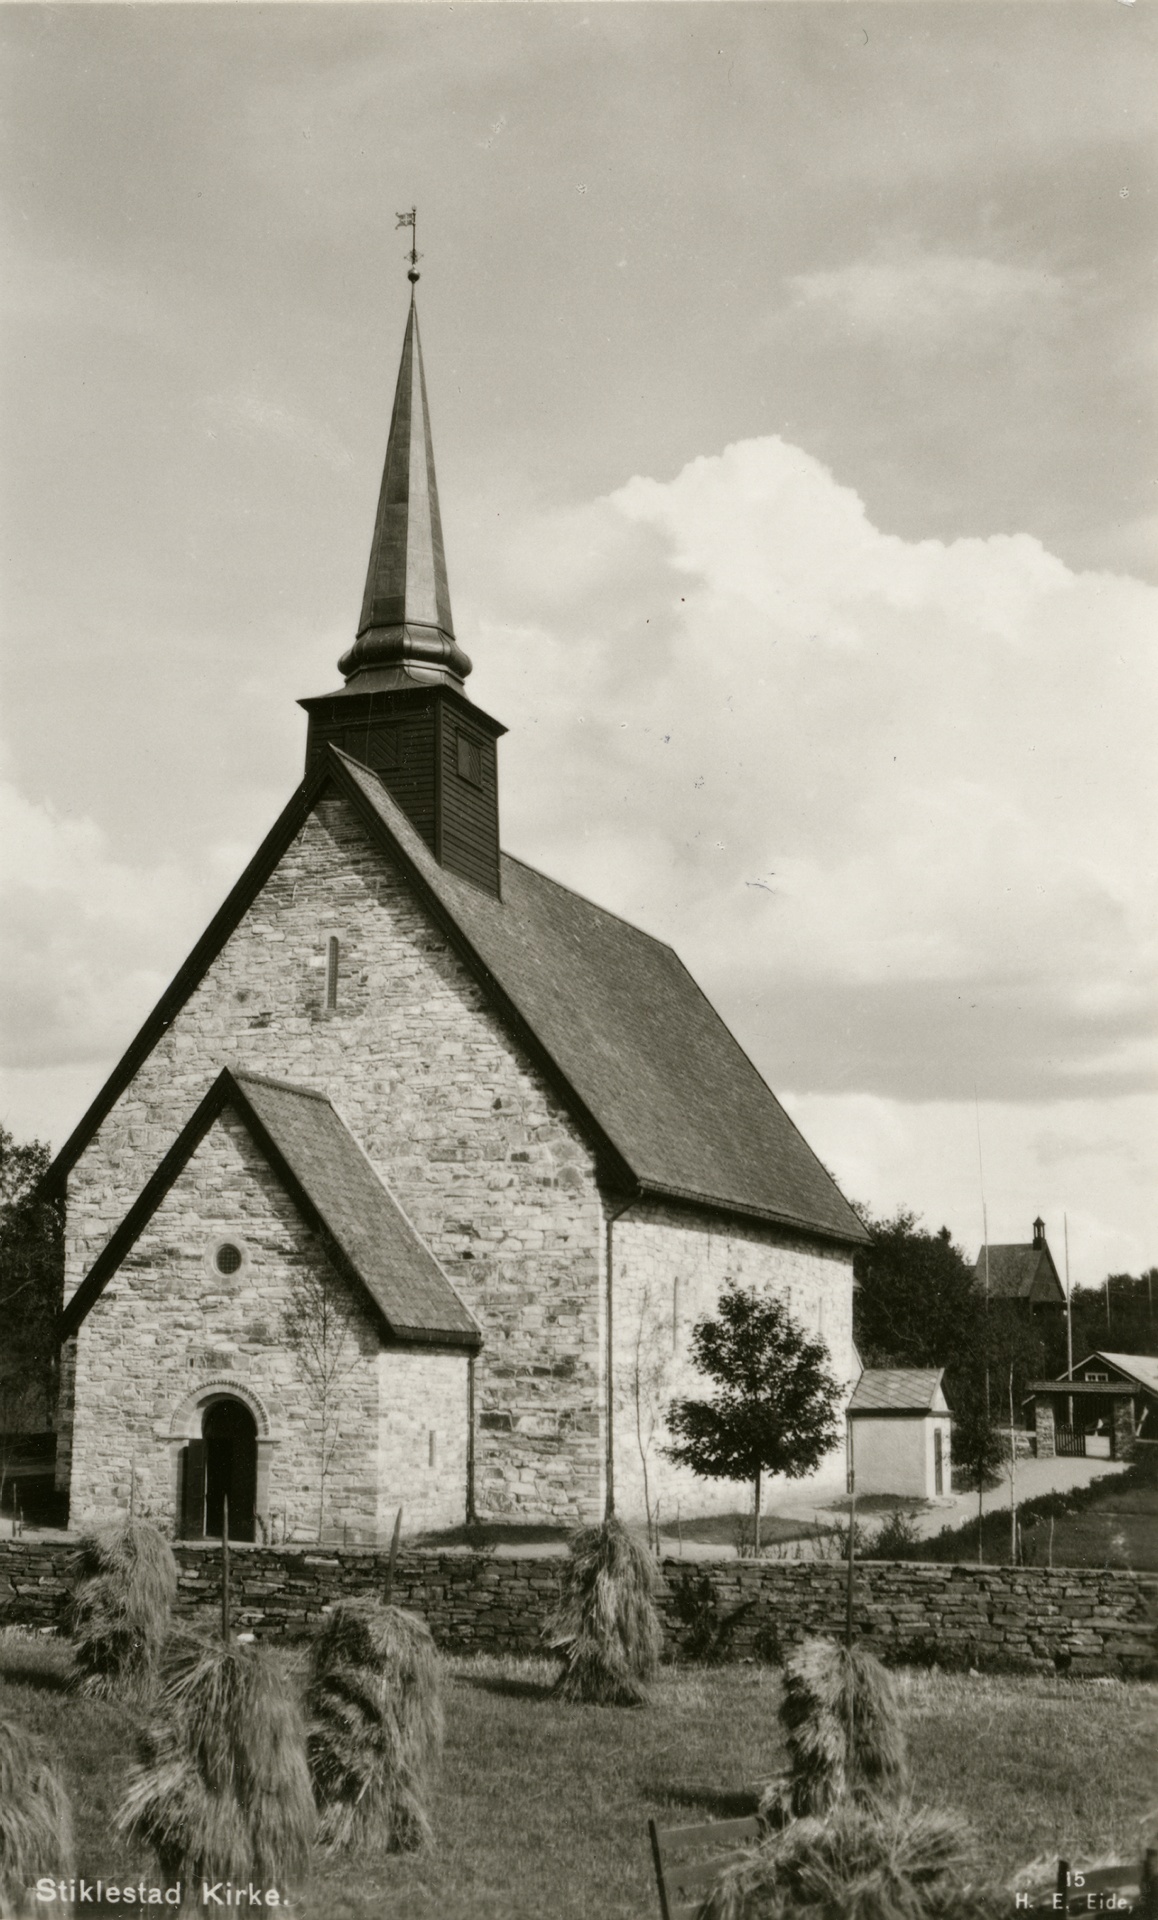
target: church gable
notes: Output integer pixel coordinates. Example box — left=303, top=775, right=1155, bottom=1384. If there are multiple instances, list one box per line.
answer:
left=67, top=1101, right=388, bottom=1541
left=61, top=785, right=607, bottom=1523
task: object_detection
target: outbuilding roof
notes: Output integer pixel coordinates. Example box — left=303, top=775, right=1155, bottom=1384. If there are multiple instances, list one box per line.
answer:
left=847, top=1369, right=946, bottom=1414
left=46, top=748, right=868, bottom=1247
left=60, top=1068, right=479, bottom=1349
left=973, top=1242, right=1066, bottom=1306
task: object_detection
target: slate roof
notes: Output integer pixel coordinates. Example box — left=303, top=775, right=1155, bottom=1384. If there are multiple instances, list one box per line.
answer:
left=45, top=747, right=868, bottom=1246
left=973, top=1242, right=1066, bottom=1305
left=847, top=1369, right=946, bottom=1414
left=60, top=1069, right=479, bottom=1348
left=337, top=754, right=867, bottom=1242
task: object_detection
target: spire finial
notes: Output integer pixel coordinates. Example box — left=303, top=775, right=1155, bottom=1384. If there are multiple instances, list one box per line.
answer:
left=396, top=206, right=421, bottom=286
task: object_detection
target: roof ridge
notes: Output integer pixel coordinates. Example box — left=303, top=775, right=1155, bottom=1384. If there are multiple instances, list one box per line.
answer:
left=231, top=1069, right=332, bottom=1104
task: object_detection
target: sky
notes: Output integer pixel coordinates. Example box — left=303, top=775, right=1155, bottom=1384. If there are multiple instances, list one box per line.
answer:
left=1, top=1, right=1155, bottom=1289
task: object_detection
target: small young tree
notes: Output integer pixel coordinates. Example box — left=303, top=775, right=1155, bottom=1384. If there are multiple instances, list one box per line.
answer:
left=664, top=1286, right=841, bottom=1554
left=951, top=1395, right=1007, bottom=1566
left=281, top=1258, right=364, bottom=1542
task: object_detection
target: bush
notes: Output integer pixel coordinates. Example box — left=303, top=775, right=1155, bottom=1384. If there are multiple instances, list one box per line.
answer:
left=698, top=1799, right=1008, bottom=1920
left=68, top=1520, right=177, bottom=1699
left=0, top=1717, right=72, bottom=1919
left=865, top=1511, right=922, bottom=1559
left=762, top=1637, right=907, bottom=1821
left=115, top=1634, right=314, bottom=1913
left=307, top=1600, right=444, bottom=1854
left=549, top=1517, right=662, bottom=1705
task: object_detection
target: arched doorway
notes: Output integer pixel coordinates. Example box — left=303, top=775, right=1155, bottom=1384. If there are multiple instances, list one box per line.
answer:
left=179, top=1397, right=257, bottom=1541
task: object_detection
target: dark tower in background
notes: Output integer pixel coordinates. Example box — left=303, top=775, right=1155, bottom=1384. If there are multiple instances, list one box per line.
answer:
left=300, top=292, right=505, bottom=897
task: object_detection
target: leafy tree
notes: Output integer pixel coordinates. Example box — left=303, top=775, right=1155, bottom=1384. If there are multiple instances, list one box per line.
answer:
left=854, top=1203, right=1054, bottom=1434
left=852, top=1207, right=977, bottom=1370
left=664, top=1285, right=841, bottom=1553
left=1069, top=1273, right=1157, bottom=1361
left=0, top=1128, right=63, bottom=1436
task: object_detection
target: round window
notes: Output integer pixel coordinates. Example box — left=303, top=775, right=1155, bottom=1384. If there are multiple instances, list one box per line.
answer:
left=215, top=1242, right=243, bottom=1276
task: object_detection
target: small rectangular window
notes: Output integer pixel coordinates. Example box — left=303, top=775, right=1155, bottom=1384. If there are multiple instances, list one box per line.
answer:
left=428, top=1429, right=438, bottom=1468
left=325, top=935, right=340, bottom=1010
left=456, top=731, right=483, bottom=787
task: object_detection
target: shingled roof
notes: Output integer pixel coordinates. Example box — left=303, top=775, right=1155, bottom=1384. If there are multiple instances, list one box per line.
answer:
left=45, top=747, right=867, bottom=1246
left=847, top=1369, right=946, bottom=1415
left=973, top=1241, right=1066, bottom=1306
left=61, top=1068, right=479, bottom=1348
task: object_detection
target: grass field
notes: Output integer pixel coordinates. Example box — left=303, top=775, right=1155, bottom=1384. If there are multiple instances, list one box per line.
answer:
left=2, top=1631, right=1154, bottom=1920
left=877, top=1454, right=1158, bottom=1572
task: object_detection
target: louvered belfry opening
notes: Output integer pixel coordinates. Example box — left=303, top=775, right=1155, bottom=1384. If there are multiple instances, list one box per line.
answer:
left=300, top=292, right=506, bottom=898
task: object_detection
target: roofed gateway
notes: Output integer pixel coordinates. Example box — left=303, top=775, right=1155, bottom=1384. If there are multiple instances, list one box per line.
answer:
left=51, top=282, right=866, bottom=1544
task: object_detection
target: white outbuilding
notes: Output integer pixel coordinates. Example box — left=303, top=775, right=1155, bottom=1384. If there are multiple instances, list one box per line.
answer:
left=847, top=1369, right=952, bottom=1500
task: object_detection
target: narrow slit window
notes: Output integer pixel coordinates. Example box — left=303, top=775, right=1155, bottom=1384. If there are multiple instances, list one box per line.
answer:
left=672, top=1276, right=680, bottom=1352
left=428, top=1429, right=438, bottom=1468
left=325, top=935, right=340, bottom=1011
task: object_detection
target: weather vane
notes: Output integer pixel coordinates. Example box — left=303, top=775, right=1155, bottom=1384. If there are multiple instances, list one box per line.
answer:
left=396, top=206, right=421, bottom=285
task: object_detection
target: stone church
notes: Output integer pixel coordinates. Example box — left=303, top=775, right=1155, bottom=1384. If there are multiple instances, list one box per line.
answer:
left=47, top=291, right=868, bottom=1545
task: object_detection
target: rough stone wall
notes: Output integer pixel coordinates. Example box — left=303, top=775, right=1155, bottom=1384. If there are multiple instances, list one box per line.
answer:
left=63, top=792, right=605, bottom=1522
left=2, top=1541, right=1153, bottom=1678
left=68, top=1109, right=391, bottom=1539
left=610, top=1200, right=855, bottom=1526
left=376, top=1350, right=470, bottom=1536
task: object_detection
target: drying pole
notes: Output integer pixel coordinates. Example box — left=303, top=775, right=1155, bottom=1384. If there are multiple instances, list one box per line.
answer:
left=1064, top=1215, right=1074, bottom=1430
left=845, top=1421, right=856, bottom=1650
left=221, top=1494, right=231, bottom=1643
left=1008, top=1366, right=1017, bottom=1565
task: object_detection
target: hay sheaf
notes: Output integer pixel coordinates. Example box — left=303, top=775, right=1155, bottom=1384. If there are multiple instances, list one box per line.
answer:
left=765, top=1638, right=908, bottom=1820
left=698, top=1800, right=1009, bottom=1920
left=307, top=1601, right=444, bottom=1855
left=68, top=1521, right=178, bottom=1700
left=115, top=1635, right=314, bottom=1912
left=0, top=1718, right=73, bottom=1920
left=550, top=1517, right=663, bottom=1706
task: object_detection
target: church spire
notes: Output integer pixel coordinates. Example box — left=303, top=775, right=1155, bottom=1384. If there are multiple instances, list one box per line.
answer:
left=338, top=286, right=472, bottom=690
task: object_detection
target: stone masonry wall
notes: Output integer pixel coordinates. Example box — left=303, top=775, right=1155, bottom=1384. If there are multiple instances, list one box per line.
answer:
left=63, top=792, right=606, bottom=1523
left=611, top=1200, right=856, bottom=1525
left=69, top=1109, right=393, bottom=1540
left=1, top=1541, right=1153, bottom=1678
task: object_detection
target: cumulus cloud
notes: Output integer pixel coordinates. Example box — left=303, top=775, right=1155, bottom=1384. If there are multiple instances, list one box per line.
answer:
left=472, top=434, right=1157, bottom=1106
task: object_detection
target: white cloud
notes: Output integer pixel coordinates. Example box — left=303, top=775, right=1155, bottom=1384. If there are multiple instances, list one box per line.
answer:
left=780, top=1090, right=1158, bottom=1283
left=784, top=251, right=1069, bottom=340
left=0, top=782, right=210, bottom=1070
left=473, top=433, right=1158, bottom=1108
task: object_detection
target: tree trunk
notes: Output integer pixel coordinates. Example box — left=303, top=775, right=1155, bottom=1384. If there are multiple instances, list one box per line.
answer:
left=977, top=1481, right=984, bottom=1566
left=753, top=1466, right=762, bottom=1556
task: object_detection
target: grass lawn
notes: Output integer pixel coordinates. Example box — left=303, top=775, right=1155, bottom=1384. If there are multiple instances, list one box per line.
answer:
left=886, top=1455, right=1158, bottom=1572
left=2, top=1632, right=1154, bottom=1920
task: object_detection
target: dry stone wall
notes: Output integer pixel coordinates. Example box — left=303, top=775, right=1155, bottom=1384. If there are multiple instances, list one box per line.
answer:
left=63, top=792, right=606, bottom=1523
left=2, top=1541, right=1153, bottom=1678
